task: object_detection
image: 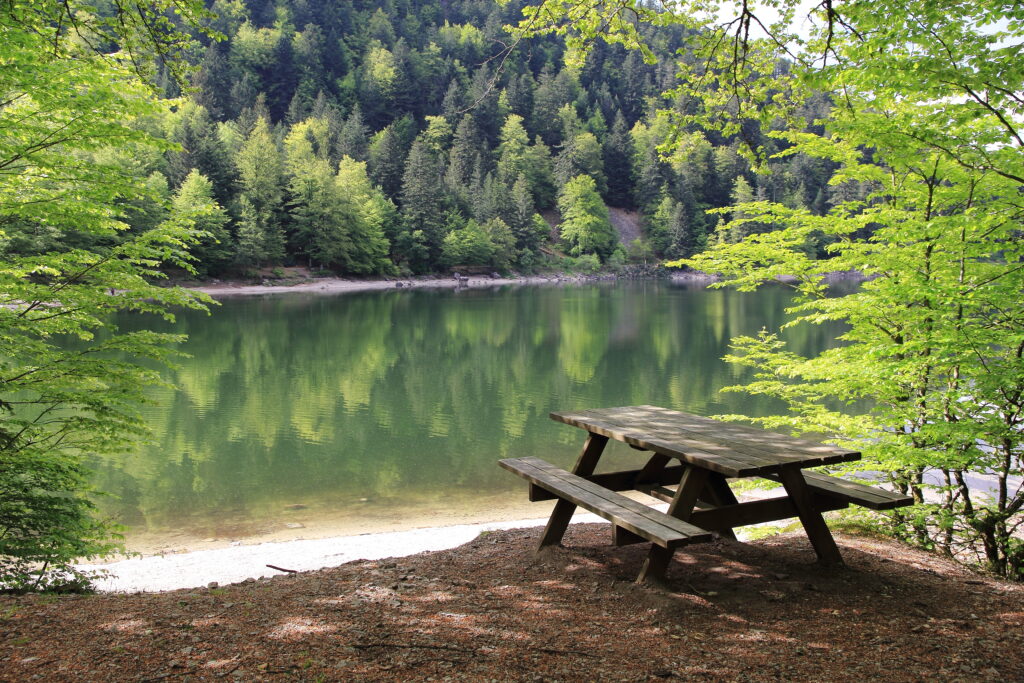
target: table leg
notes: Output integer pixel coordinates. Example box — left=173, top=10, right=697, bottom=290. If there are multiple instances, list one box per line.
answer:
left=701, top=473, right=739, bottom=541
left=637, top=466, right=710, bottom=584
left=537, top=433, right=608, bottom=549
left=778, top=466, right=844, bottom=566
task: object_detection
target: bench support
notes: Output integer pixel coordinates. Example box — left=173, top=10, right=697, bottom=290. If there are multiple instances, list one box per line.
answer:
left=537, top=433, right=607, bottom=549
left=778, top=466, right=844, bottom=566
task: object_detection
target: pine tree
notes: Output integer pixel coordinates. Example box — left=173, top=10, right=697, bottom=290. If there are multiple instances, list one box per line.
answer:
left=337, top=105, right=370, bottom=161
left=445, top=114, right=480, bottom=198
left=555, top=132, right=606, bottom=195
left=191, top=44, right=232, bottom=119
left=509, top=173, right=543, bottom=252
left=531, top=66, right=577, bottom=146
left=728, top=176, right=755, bottom=243
left=441, top=80, right=464, bottom=122
left=476, top=172, right=511, bottom=223
left=467, top=64, right=500, bottom=144
left=287, top=150, right=348, bottom=270
left=335, top=158, right=395, bottom=275
left=164, top=102, right=236, bottom=205
left=523, top=136, right=557, bottom=209
left=633, top=144, right=667, bottom=211
left=496, top=114, right=530, bottom=184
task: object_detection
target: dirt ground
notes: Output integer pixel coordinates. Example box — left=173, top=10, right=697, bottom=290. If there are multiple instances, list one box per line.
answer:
left=2, top=525, right=1021, bottom=682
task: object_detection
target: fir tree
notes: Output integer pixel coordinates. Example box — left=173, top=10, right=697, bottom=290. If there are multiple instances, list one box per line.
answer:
left=368, top=123, right=407, bottom=199
left=337, top=105, right=370, bottom=161
left=399, top=138, right=449, bottom=266
left=603, top=111, right=634, bottom=207
left=445, top=114, right=480, bottom=197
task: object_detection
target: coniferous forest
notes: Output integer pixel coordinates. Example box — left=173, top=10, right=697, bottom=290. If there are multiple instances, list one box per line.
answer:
left=102, top=0, right=842, bottom=277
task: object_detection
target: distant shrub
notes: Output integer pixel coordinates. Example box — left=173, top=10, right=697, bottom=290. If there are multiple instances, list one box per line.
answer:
left=573, top=253, right=602, bottom=274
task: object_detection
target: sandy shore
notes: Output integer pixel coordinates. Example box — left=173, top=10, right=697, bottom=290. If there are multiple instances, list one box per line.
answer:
left=180, top=269, right=868, bottom=299
left=81, top=491, right=785, bottom=593
left=80, top=513, right=606, bottom=593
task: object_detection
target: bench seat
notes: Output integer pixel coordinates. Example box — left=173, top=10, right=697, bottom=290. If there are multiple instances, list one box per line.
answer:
left=499, top=457, right=713, bottom=549
left=764, top=470, right=913, bottom=510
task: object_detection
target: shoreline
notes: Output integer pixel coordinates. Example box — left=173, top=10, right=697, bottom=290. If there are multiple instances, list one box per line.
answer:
left=178, top=271, right=719, bottom=298
left=177, top=269, right=866, bottom=299
left=176, top=270, right=720, bottom=296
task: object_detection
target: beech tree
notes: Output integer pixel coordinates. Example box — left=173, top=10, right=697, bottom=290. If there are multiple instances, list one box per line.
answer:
left=0, top=0, right=214, bottom=589
left=172, top=170, right=233, bottom=274
left=557, top=175, right=617, bottom=261
left=235, top=118, right=285, bottom=266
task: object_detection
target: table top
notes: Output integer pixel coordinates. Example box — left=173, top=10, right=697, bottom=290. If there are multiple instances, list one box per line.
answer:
left=550, top=405, right=860, bottom=478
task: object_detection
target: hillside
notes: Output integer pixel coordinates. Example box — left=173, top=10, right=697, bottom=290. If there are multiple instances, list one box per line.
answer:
left=0, top=0, right=844, bottom=280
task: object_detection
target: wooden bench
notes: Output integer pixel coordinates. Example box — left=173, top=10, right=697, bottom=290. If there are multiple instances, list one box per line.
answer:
left=763, top=470, right=912, bottom=510
left=499, top=457, right=713, bottom=549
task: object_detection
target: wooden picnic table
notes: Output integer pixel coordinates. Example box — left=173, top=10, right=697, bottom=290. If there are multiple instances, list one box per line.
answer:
left=500, top=405, right=912, bottom=584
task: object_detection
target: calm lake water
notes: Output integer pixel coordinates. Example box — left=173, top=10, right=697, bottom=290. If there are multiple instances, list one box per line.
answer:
left=90, top=281, right=851, bottom=550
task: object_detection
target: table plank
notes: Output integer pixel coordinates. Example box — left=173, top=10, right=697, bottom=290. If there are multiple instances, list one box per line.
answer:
left=551, top=405, right=860, bottom=477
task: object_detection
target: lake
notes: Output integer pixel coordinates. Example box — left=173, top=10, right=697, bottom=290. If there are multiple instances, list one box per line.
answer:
left=89, top=280, right=851, bottom=552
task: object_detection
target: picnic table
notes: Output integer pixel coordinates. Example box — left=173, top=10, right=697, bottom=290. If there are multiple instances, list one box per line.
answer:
left=499, top=405, right=912, bottom=584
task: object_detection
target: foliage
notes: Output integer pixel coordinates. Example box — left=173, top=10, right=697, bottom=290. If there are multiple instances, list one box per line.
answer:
left=571, top=253, right=602, bottom=274
left=0, top=0, right=213, bottom=589
left=510, top=0, right=1024, bottom=577
left=172, top=171, right=232, bottom=274
left=441, top=220, right=494, bottom=267
left=557, top=175, right=617, bottom=261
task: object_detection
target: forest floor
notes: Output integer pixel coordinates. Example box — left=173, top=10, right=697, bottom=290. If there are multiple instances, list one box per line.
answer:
left=2, top=525, right=1021, bottom=682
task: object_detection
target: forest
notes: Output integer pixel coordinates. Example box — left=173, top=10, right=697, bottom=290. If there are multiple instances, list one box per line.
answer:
left=64, top=0, right=842, bottom=277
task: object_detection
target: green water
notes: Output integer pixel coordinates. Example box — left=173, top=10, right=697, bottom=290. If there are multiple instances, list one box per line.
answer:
left=90, top=281, right=849, bottom=547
